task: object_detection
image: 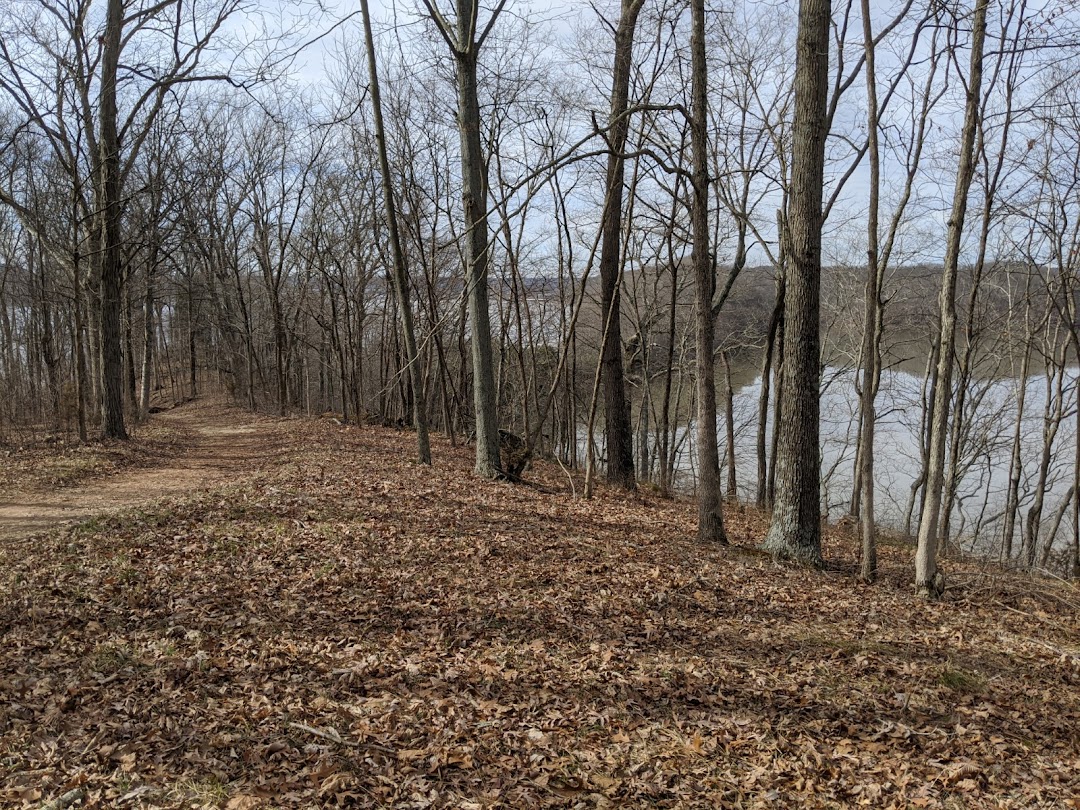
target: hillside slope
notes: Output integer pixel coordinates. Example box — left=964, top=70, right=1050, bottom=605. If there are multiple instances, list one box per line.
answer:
left=2, top=413, right=1079, bottom=808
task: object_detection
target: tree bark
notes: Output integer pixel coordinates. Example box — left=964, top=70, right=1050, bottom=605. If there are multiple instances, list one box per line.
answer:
left=761, top=0, right=830, bottom=566
left=440, top=0, right=504, bottom=478
left=722, top=351, right=737, bottom=500
left=597, top=0, right=646, bottom=490
left=1002, top=292, right=1034, bottom=562
left=140, top=263, right=155, bottom=418
left=914, top=0, right=988, bottom=598
left=97, top=0, right=128, bottom=439
left=361, top=0, right=431, bottom=465
left=858, top=0, right=881, bottom=581
left=690, top=0, right=726, bottom=544
left=757, top=272, right=784, bottom=507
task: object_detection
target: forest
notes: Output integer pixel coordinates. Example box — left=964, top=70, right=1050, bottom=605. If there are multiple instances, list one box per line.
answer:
left=2, top=0, right=1080, bottom=805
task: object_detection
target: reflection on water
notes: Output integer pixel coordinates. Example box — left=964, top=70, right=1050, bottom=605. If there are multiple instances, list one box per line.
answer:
left=592, top=367, right=1079, bottom=557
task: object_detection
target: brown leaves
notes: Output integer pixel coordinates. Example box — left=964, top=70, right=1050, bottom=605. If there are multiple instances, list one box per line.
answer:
left=1, top=414, right=1079, bottom=807
left=0, top=419, right=185, bottom=496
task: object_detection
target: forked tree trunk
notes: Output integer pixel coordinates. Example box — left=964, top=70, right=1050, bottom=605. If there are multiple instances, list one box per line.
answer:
left=435, top=0, right=505, bottom=478
left=914, top=0, right=988, bottom=598
left=1024, top=347, right=1067, bottom=568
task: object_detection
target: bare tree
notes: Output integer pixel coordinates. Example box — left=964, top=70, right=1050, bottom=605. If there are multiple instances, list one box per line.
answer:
left=420, top=0, right=507, bottom=478
left=762, top=0, right=831, bottom=565
left=596, top=0, right=647, bottom=490
left=1, top=0, right=252, bottom=439
left=914, top=0, right=989, bottom=599
left=690, top=0, right=725, bottom=544
left=360, top=0, right=431, bottom=464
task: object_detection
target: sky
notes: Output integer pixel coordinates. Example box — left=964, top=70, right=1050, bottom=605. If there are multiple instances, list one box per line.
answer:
left=263, top=0, right=1080, bottom=270
left=284, top=0, right=581, bottom=85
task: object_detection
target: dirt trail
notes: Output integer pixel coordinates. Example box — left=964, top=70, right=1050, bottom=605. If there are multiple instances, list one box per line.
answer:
left=0, top=400, right=281, bottom=541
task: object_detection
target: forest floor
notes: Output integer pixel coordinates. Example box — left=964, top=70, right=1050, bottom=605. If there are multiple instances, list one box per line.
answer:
left=0, top=401, right=286, bottom=541
left=1, top=400, right=1079, bottom=809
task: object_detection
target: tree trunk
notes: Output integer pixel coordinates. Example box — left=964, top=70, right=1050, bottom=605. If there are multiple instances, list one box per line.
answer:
left=914, top=0, right=988, bottom=598
left=690, top=0, right=726, bottom=545
left=1002, top=302, right=1033, bottom=561
left=188, top=284, right=197, bottom=397
left=72, top=249, right=89, bottom=443
left=449, top=0, right=502, bottom=478
left=597, top=0, right=646, bottom=490
left=659, top=230, right=680, bottom=496
left=125, top=280, right=137, bottom=415
left=38, top=247, right=60, bottom=430
left=1024, top=349, right=1066, bottom=568
left=904, top=348, right=936, bottom=536
left=858, top=0, right=881, bottom=582
left=722, top=351, right=737, bottom=500
left=756, top=273, right=784, bottom=507
left=140, top=266, right=155, bottom=418
left=1073, top=391, right=1079, bottom=578
left=761, top=0, right=830, bottom=566
left=361, top=0, right=431, bottom=465
left=96, top=0, right=128, bottom=439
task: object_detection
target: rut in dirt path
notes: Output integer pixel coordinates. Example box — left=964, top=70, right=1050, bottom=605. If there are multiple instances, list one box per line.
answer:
left=0, top=400, right=285, bottom=541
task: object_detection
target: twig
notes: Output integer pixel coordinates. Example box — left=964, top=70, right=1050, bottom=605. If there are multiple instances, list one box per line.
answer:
left=36, top=789, right=85, bottom=810
left=554, top=453, right=577, bottom=499
left=289, top=721, right=342, bottom=744
left=1025, top=637, right=1080, bottom=662
left=288, top=721, right=396, bottom=755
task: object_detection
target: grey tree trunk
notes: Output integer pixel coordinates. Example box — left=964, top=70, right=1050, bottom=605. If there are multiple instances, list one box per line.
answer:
left=455, top=50, right=501, bottom=477
left=858, top=0, right=881, bottom=581
left=914, top=0, right=988, bottom=598
left=125, top=282, right=137, bottom=414
left=722, top=351, right=737, bottom=500
left=97, top=0, right=128, bottom=439
left=188, top=285, right=197, bottom=397
left=37, top=245, right=61, bottom=429
left=1073, top=396, right=1079, bottom=578
left=761, top=0, right=830, bottom=566
left=1024, top=348, right=1067, bottom=568
left=418, top=0, right=506, bottom=477
left=690, top=0, right=726, bottom=545
left=1002, top=310, right=1034, bottom=560
left=360, top=0, right=431, bottom=465
left=658, top=189, right=683, bottom=496
left=756, top=274, right=784, bottom=507
left=72, top=245, right=89, bottom=443
left=597, top=0, right=646, bottom=490
left=140, top=265, right=155, bottom=418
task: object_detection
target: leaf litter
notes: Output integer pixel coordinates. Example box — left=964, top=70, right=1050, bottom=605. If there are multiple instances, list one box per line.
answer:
left=1, top=416, right=1079, bottom=808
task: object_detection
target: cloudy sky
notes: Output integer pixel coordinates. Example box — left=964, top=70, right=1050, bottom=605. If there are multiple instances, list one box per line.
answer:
left=282, top=0, right=583, bottom=84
